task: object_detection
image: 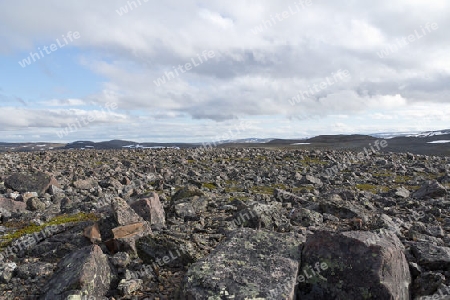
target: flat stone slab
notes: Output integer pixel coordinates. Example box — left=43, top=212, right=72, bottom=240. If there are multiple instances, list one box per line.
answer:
left=179, top=228, right=304, bottom=300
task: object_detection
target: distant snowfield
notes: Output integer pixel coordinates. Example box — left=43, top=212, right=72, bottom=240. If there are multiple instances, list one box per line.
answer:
left=122, top=144, right=180, bottom=149
left=291, top=143, right=311, bottom=145
left=407, top=131, right=449, bottom=138
left=427, top=140, right=450, bottom=144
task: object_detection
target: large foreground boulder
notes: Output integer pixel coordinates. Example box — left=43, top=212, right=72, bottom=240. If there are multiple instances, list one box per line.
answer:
left=40, top=245, right=114, bottom=299
left=179, top=228, right=304, bottom=299
left=299, top=230, right=411, bottom=299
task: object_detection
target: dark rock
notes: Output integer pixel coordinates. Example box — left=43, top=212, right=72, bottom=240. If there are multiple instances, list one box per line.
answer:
left=299, top=230, right=411, bottom=299
left=411, top=271, right=445, bottom=297
left=15, top=262, right=54, bottom=279
left=4, top=172, right=59, bottom=196
left=41, top=245, right=114, bottom=299
left=137, top=233, right=203, bottom=268
left=171, top=185, right=204, bottom=202
left=413, top=180, right=447, bottom=199
left=410, top=242, right=450, bottom=270
left=290, top=208, right=323, bottom=227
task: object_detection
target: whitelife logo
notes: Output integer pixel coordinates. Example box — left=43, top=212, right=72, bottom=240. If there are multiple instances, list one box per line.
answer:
left=377, top=22, right=439, bottom=58
left=56, top=102, right=118, bottom=139
left=289, top=69, right=351, bottom=106
left=115, top=0, right=149, bottom=16
left=251, top=0, right=313, bottom=34
left=153, top=50, right=215, bottom=87
left=18, top=31, right=81, bottom=68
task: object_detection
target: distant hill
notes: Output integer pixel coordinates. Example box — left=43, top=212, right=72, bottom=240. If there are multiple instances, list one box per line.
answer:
left=0, top=129, right=448, bottom=156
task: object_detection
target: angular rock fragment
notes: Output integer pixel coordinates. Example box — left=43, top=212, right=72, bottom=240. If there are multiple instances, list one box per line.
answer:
left=83, top=223, right=102, bottom=244
left=413, top=180, right=447, bottom=199
left=299, top=230, right=411, bottom=299
left=108, top=221, right=152, bottom=256
left=111, top=197, right=145, bottom=226
left=410, top=242, right=450, bottom=270
left=41, top=245, right=114, bottom=299
left=130, top=192, right=166, bottom=227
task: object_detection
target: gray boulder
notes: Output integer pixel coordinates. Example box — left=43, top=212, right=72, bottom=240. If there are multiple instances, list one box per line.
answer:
left=299, top=230, right=411, bottom=299
left=179, top=228, right=303, bottom=299
left=41, top=245, right=114, bottom=299
left=410, top=242, right=450, bottom=271
left=413, top=180, right=447, bottom=199
left=4, top=172, right=59, bottom=195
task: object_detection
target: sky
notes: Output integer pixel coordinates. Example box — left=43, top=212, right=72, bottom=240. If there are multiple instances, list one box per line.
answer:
left=0, top=0, right=449, bottom=143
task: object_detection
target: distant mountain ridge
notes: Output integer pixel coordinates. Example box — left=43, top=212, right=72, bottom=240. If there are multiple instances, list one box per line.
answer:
left=0, top=129, right=448, bottom=156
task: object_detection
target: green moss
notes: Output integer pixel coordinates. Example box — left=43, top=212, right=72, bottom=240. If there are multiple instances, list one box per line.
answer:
left=355, top=184, right=389, bottom=194
left=203, top=183, right=217, bottom=190
left=393, top=175, right=413, bottom=183
left=292, top=186, right=314, bottom=192
left=225, top=186, right=244, bottom=193
left=372, top=172, right=393, bottom=178
left=0, top=212, right=98, bottom=251
left=250, top=186, right=275, bottom=195
left=299, top=157, right=328, bottom=166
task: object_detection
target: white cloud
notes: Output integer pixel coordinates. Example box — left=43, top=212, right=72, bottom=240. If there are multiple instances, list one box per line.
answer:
left=1, top=0, right=449, bottom=141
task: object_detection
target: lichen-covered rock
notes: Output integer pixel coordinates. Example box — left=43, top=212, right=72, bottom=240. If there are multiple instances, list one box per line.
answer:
left=179, top=228, right=304, bottom=299
left=174, top=202, right=197, bottom=219
left=299, top=230, right=411, bottom=300
left=137, top=233, right=202, bottom=268
left=171, top=185, right=204, bottom=202
left=232, top=202, right=290, bottom=231
left=41, top=245, right=115, bottom=300
left=290, top=208, right=323, bottom=227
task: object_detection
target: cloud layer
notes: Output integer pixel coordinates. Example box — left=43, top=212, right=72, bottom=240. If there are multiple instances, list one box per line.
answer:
left=0, top=0, right=449, bottom=142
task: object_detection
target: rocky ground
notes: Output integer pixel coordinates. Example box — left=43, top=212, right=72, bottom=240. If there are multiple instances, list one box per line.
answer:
left=0, top=148, right=449, bottom=299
